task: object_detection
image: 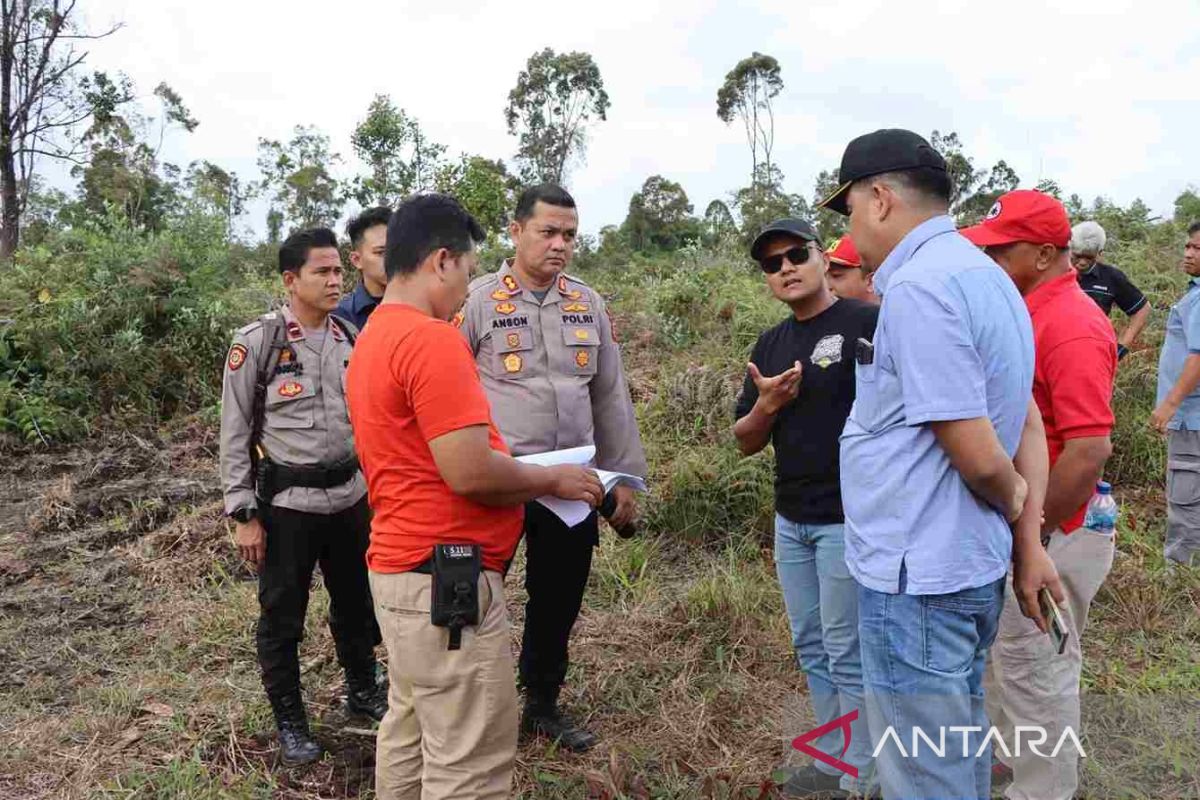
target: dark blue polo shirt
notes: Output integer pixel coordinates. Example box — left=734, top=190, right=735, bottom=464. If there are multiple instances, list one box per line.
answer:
left=334, top=283, right=381, bottom=332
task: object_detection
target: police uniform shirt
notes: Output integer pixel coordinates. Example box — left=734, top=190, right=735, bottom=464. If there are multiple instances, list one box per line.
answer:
left=219, top=304, right=366, bottom=516
left=1077, top=261, right=1148, bottom=317
left=457, top=260, right=648, bottom=477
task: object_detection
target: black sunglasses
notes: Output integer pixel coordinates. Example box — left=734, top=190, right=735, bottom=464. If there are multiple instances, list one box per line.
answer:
left=759, top=244, right=816, bottom=274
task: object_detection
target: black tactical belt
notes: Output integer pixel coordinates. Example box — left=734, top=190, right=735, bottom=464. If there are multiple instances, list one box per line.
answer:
left=263, top=456, right=360, bottom=496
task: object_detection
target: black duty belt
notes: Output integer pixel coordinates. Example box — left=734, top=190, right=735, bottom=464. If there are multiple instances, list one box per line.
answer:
left=257, top=455, right=360, bottom=501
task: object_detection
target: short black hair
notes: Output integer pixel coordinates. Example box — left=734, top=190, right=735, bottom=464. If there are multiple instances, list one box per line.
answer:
left=347, top=206, right=392, bottom=249
left=873, top=167, right=953, bottom=208
left=515, top=183, right=576, bottom=222
left=278, top=227, right=339, bottom=274
left=1188, top=220, right=1200, bottom=237
left=385, top=194, right=485, bottom=279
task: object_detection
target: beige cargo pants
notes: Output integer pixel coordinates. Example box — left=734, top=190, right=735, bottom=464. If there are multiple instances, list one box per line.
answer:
left=984, top=527, right=1115, bottom=800
left=369, top=569, right=518, bottom=800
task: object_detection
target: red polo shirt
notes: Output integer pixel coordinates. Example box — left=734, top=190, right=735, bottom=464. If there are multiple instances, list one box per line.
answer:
left=1026, top=271, right=1117, bottom=533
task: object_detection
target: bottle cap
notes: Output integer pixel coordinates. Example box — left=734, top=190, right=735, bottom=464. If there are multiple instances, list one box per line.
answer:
left=1097, top=481, right=1112, bottom=493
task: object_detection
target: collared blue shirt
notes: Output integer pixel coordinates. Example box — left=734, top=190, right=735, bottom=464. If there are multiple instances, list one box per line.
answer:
left=333, top=282, right=381, bottom=332
left=839, top=215, right=1035, bottom=595
left=1157, top=277, right=1200, bottom=430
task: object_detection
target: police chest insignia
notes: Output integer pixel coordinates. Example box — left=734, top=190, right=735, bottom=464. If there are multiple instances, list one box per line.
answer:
left=558, top=275, right=568, bottom=293
left=562, top=301, right=590, bottom=312
left=452, top=310, right=465, bottom=328
left=332, top=325, right=345, bottom=341
left=495, top=302, right=517, bottom=315
left=575, top=350, right=590, bottom=368
left=491, top=289, right=511, bottom=301
left=278, top=346, right=294, bottom=364
left=810, top=334, right=844, bottom=368
left=503, top=353, right=523, bottom=373
left=286, top=321, right=303, bottom=341
left=574, top=328, right=589, bottom=341
left=506, top=332, right=521, bottom=349
left=502, top=275, right=519, bottom=292
left=227, top=343, right=248, bottom=371
left=278, top=380, right=303, bottom=397
left=566, top=289, right=584, bottom=300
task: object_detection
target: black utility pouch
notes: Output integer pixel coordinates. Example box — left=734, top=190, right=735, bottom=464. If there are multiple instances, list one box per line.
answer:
left=430, top=544, right=481, bottom=650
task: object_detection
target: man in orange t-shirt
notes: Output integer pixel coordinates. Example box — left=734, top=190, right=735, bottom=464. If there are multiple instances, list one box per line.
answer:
left=345, top=194, right=602, bottom=800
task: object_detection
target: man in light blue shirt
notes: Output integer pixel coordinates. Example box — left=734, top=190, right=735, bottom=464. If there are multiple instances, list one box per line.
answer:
left=1150, top=220, right=1200, bottom=565
left=820, top=129, right=1061, bottom=800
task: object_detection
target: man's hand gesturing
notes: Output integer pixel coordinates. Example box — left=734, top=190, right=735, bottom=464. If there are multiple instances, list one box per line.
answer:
left=749, top=360, right=803, bottom=416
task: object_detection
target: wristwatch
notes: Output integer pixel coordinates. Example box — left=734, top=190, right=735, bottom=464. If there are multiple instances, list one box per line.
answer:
left=230, top=507, right=256, bottom=524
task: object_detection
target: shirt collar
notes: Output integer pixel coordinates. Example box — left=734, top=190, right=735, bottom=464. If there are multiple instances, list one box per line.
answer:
left=1024, top=270, right=1079, bottom=317
left=872, top=215, right=957, bottom=297
left=351, top=282, right=381, bottom=312
left=1189, top=277, right=1200, bottom=289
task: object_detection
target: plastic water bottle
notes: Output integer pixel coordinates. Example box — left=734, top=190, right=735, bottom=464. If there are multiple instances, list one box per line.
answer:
left=1083, top=481, right=1118, bottom=535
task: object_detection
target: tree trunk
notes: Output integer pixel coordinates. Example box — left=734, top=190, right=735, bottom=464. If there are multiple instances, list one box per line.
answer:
left=0, top=0, right=16, bottom=259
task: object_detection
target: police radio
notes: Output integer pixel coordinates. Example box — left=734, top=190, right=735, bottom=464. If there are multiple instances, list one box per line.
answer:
left=599, top=491, right=638, bottom=539
left=430, top=543, right=481, bottom=650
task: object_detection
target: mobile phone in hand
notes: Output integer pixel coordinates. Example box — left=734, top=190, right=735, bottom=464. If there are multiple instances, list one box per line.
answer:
left=1038, top=587, right=1069, bottom=655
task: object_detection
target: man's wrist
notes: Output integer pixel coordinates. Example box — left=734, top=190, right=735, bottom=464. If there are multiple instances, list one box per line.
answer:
left=753, top=397, right=780, bottom=418
left=229, top=506, right=257, bottom=524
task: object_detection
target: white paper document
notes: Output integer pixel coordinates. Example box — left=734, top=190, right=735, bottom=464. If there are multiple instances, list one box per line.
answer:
left=515, top=446, right=647, bottom=527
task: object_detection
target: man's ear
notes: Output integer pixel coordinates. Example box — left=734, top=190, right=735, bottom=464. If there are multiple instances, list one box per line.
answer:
left=508, top=219, right=521, bottom=242
left=1038, top=244, right=1058, bottom=271
left=432, top=248, right=452, bottom=281
left=873, top=182, right=893, bottom=224
left=281, top=269, right=296, bottom=290
left=348, top=249, right=363, bottom=272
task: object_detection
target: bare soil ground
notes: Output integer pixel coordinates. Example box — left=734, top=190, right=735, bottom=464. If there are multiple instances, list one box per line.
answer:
left=1, top=353, right=1198, bottom=800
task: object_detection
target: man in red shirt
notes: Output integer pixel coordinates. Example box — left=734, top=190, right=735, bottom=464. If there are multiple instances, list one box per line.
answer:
left=962, top=190, right=1117, bottom=800
left=346, top=194, right=603, bottom=800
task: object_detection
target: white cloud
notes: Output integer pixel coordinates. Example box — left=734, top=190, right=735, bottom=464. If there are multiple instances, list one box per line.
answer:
left=68, top=0, right=1200, bottom=236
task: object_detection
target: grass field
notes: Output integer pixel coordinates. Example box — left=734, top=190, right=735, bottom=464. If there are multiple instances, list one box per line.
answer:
left=1, top=237, right=1198, bottom=798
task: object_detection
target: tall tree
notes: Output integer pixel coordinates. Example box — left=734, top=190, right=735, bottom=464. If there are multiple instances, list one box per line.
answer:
left=254, top=125, right=344, bottom=231
left=0, top=0, right=121, bottom=257
left=703, top=199, right=736, bottom=245
left=504, top=48, right=609, bottom=185
left=734, top=164, right=806, bottom=248
left=928, top=129, right=980, bottom=212
left=621, top=174, right=697, bottom=251
left=956, top=159, right=1020, bottom=224
left=716, top=52, right=782, bottom=186
left=350, top=94, right=444, bottom=207
left=185, top=159, right=246, bottom=230
left=69, top=74, right=196, bottom=231
left=435, top=155, right=515, bottom=237
left=811, top=167, right=847, bottom=244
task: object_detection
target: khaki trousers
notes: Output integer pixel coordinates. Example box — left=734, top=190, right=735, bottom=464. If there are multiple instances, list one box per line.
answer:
left=369, top=569, right=518, bottom=800
left=984, top=527, right=1115, bottom=800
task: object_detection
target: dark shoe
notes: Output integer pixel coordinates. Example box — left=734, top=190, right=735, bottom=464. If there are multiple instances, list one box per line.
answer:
left=520, top=701, right=598, bottom=753
left=270, top=692, right=323, bottom=766
left=776, top=763, right=849, bottom=798
left=345, top=664, right=387, bottom=722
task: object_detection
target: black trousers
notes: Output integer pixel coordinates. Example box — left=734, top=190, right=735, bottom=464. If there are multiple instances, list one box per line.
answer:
left=256, top=497, right=380, bottom=701
left=518, top=501, right=598, bottom=699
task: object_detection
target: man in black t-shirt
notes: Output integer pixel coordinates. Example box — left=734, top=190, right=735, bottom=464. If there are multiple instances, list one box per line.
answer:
left=1071, top=220, right=1150, bottom=360
left=734, top=218, right=878, bottom=798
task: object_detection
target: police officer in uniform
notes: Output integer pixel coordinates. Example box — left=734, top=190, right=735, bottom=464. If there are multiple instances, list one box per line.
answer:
left=220, top=227, right=386, bottom=766
left=458, top=184, right=647, bottom=752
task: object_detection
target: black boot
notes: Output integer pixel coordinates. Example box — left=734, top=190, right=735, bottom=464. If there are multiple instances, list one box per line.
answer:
left=345, top=663, right=387, bottom=722
left=520, top=689, right=597, bottom=752
left=270, top=692, right=323, bottom=766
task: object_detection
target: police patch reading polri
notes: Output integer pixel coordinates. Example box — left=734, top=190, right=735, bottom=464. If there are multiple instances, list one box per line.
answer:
left=810, top=334, right=844, bottom=368
left=227, top=343, right=248, bottom=371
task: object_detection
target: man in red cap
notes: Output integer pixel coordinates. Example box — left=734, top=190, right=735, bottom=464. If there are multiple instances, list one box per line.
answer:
left=962, top=189, right=1117, bottom=800
left=824, top=235, right=878, bottom=304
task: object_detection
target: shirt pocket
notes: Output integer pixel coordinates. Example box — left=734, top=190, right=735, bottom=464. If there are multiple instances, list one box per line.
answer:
left=492, top=327, right=535, bottom=381
left=561, top=325, right=600, bottom=376
left=265, top=376, right=316, bottom=428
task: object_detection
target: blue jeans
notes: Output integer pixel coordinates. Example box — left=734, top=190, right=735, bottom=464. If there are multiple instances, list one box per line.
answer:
left=858, top=572, right=1005, bottom=800
left=775, top=514, right=873, bottom=794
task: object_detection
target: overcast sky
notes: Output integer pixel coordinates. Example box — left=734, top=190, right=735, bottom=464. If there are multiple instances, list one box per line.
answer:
left=75, top=0, right=1199, bottom=238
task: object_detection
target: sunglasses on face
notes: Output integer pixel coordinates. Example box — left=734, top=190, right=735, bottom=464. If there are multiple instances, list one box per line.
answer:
left=759, top=244, right=816, bottom=274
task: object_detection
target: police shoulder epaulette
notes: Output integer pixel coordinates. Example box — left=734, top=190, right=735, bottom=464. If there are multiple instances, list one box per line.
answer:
left=560, top=272, right=589, bottom=288
left=235, top=317, right=266, bottom=338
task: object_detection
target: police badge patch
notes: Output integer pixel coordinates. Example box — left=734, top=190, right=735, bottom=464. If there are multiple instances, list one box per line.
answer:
left=810, top=334, right=844, bottom=368
left=227, top=343, right=248, bottom=371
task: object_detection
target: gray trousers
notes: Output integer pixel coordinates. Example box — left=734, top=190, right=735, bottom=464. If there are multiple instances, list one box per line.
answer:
left=1166, top=429, right=1200, bottom=565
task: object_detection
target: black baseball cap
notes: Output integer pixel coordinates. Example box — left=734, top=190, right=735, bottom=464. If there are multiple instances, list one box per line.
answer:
left=818, top=129, right=947, bottom=216
left=749, top=218, right=822, bottom=261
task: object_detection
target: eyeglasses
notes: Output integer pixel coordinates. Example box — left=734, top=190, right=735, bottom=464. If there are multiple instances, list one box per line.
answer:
left=759, top=243, right=817, bottom=274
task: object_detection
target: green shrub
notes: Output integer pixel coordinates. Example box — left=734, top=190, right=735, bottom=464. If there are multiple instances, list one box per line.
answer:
left=0, top=211, right=276, bottom=442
